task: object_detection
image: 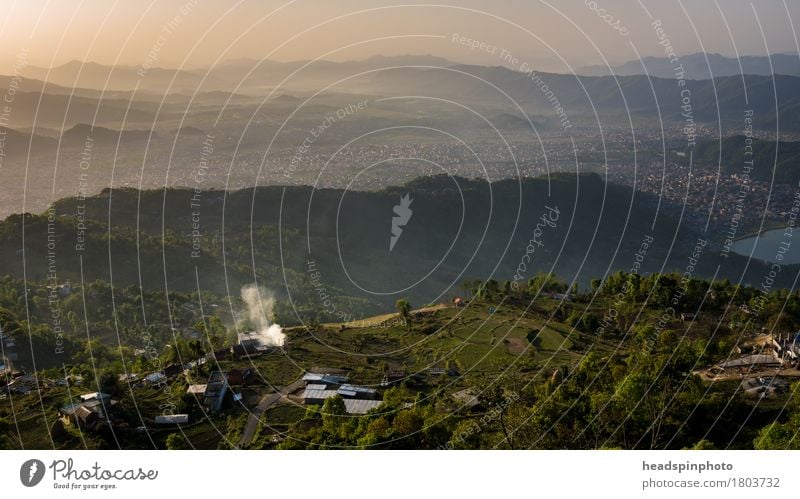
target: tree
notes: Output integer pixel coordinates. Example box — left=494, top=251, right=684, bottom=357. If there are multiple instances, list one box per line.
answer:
left=484, top=279, right=500, bottom=301
left=165, top=433, right=189, bottom=450
left=321, top=395, right=347, bottom=438
left=98, top=370, right=121, bottom=396
left=187, top=339, right=204, bottom=360
left=0, top=417, right=12, bottom=449
left=459, top=280, right=472, bottom=298
left=481, top=386, right=518, bottom=449
left=753, top=422, right=800, bottom=449
left=688, top=439, right=716, bottom=450
left=66, top=311, right=80, bottom=334
left=754, top=383, right=800, bottom=449
left=396, top=299, right=411, bottom=329
left=0, top=307, right=21, bottom=337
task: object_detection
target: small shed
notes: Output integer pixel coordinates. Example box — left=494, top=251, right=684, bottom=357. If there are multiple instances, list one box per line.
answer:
left=155, top=414, right=189, bottom=425
left=452, top=389, right=480, bottom=409
left=302, top=388, right=338, bottom=405
left=343, top=399, right=383, bottom=415
left=186, top=384, right=207, bottom=396
left=337, top=384, right=377, bottom=400
left=720, top=354, right=783, bottom=369
left=302, top=373, right=349, bottom=387
left=145, top=372, right=166, bottom=384
left=80, top=392, right=111, bottom=402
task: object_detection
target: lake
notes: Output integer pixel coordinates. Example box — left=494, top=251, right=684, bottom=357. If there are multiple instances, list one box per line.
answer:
left=730, top=228, right=800, bottom=264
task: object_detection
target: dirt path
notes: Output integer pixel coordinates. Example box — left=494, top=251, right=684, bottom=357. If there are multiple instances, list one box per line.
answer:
left=696, top=367, right=800, bottom=382
left=238, top=378, right=305, bottom=448
left=326, top=303, right=450, bottom=329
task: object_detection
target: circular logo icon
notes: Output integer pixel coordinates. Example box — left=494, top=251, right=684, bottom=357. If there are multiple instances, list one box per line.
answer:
left=20, top=459, right=45, bottom=487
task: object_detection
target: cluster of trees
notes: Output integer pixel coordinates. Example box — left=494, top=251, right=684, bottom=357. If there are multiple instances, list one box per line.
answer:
left=277, top=387, right=454, bottom=449
left=754, top=388, right=800, bottom=449
left=461, top=273, right=571, bottom=302
left=595, top=271, right=800, bottom=334
left=0, top=287, right=231, bottom=379
left=461, top=270, right=800, bottom=337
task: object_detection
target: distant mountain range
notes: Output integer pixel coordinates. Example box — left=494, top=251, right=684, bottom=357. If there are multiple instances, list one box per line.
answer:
left=0, top=124, right=160, bottom=158
left=690, top=135, right=800, bottom=185
left=1, top=61, right=798, bottom=132
left=21, top=53, right=800, bottom=94
left=19, top=55, right=460, bottom=94
left=0, top=53, right=797, bottom=160
left=579, top=52, right=800, bottom=79
left=362, top=64, right=800, bottom=130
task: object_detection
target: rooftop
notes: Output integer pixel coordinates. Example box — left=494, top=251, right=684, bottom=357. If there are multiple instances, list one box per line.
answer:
left=302, top=373, right=349, bottom=385
left=155, top=414, right=189, bottom=425
left=343, top=399, right=384, bottom=415
left=186, top=384, right=207, bottom=395
left=301, top=388, right=339, bottom=401
left=720, top=354, right=783, bottom=369
left=337, top=385, right=377, bottom=398
left=305, top=384, right=328, bottom=391
left=79, top=392, right=111, bottom=402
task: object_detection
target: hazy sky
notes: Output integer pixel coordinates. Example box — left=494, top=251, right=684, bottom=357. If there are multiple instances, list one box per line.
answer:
left=1, top=0, right=799, bottom=72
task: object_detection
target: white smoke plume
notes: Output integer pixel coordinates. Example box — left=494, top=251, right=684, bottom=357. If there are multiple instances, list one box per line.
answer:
left=240, top=284, right=286, bottom=347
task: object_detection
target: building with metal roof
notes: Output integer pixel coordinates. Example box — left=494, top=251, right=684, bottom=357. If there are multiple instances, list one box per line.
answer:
left=302, top=373, right=349, bottom=386
left=304, top=384, right=329, bottom=391
left=79, top=392, right=111, bottom=402
left=186, top=384, right=207, bottom=395
left=302, top=388, right=339, bottom=405
left=452, top=388, right=480, bottom=409
left=343, top=399, right=383, bottom=415
left=719, top=354, right=783, bottom=369
left=204, top=371, right=229, bottom=413
left=145, top=371, right=166, bottom=384
left=155, top=414, right=189, bottom=425
left=337, top=384, right=377, bottom=399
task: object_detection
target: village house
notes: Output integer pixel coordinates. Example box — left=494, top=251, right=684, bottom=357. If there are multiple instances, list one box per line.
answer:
left=154, top=414, right=189, bottom=425
left=59, top=392, right=114, bottom=432
left=204, top=371, right=229, bottom=413
left=302, top=373, right=349, bottom=387
left=300, top=373, right=383, bottom=414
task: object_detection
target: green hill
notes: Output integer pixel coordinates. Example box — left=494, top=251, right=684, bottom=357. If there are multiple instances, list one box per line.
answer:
left=0, top=173, right=790, bottom=323
left=690, top=135, right=800, bottom=185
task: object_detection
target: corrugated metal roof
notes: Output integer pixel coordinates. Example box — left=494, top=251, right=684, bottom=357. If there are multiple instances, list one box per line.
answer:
left=343, top=399, right=383, bottom=414
left=186, top=384, right=207, bottom=394
left=338, top=384, right=376, bottom=394
left=720, top=354, right=782, bottom=368
left=80, top=392, right=110, bottom=401
left=60, top=403, right=82, bottom=415
left=302, top=373, right=349, bottom=384
left=155, top=414, right=189, bottom=424
left=305, top=384, right=328, bottom=391
left=145, top=372, right=166, bottom=383
left=301, top=389, right=338, bottom=401
left=452, top=389, right=479, bottom=408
